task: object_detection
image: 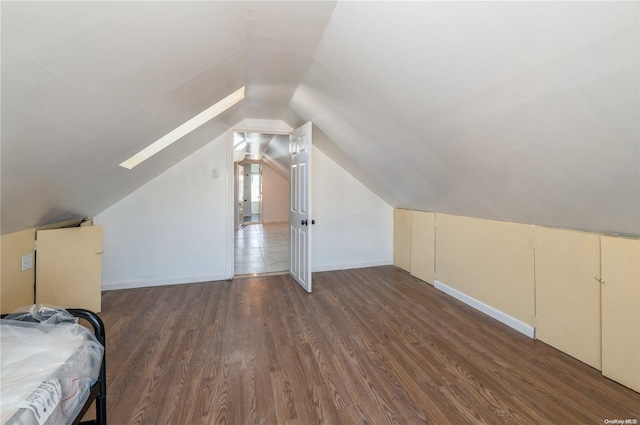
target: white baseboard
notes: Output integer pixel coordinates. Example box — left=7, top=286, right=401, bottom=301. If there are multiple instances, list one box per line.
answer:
left=312, top=259, right=392, bottom=273
left=103, top=262, right=394, bottom=290
left=434, top=280, right=535, bottom=339
left=102, top=273, right=228, bottom=291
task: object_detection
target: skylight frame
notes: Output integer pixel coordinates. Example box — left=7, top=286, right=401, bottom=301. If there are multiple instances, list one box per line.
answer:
left=119, top=86, right=245, bottom=170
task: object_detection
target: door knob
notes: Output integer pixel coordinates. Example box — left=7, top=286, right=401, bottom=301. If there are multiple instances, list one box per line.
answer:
left=301, top=219, right=308, bottom=226
left=311, top=219, right=316, bottom=225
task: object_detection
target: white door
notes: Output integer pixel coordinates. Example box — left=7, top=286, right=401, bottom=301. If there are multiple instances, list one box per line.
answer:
left=289, top=122, right=312, bottom=292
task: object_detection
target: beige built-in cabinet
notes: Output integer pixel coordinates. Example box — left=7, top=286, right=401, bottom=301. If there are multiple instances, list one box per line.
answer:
left=1, top=222, right=103, bottom=314
left=600, top=236, right=640, bottom=392
left=393, top=209, right=412, bottom=272
left=35, top=226, right=103, bottom=313
left=409, top=211, right=436, bottom=284
left=393, top=209, right=640, bottom=392
left=434, top=214, right=534, bottom=328
left=534, top=227, right=602, bottom=370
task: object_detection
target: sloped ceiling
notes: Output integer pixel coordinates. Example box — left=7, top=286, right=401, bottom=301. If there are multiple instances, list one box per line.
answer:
left=293, top=1, right=639, bottom=236
left=1, top=1, right=335, bottom=233
left=2, top=1, right=638, bottom=236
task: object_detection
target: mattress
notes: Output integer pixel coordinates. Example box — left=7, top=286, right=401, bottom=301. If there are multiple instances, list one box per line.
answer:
left=0, top=307, right=104, bottom=425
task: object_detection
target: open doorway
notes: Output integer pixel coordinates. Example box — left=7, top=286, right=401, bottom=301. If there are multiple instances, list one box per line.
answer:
left=242, top=162, right=262, bottom=224
left=232, top=132, right=291, bottom=275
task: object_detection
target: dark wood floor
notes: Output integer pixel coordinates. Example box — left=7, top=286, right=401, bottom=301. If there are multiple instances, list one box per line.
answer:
left=98, top=266, right=640, bottom=425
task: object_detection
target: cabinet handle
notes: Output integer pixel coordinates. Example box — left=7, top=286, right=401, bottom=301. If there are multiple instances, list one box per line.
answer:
left=595, top=277, right=605, bottom=284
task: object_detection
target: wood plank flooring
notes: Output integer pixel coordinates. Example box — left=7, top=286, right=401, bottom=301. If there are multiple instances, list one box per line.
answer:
left=98, top=266, right=640, bottom=425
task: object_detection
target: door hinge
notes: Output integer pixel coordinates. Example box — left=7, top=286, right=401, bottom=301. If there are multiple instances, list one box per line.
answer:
left=529, top=235, right=536, bottom=250
left=531, top=315, right=539, bottom=328
left=34, top=240, right=38, bottom=251
left=433, top=220, right=438, bottom=229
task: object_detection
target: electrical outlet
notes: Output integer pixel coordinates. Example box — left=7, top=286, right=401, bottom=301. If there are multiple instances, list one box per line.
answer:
left=212, top=168, right=219, bottom=178
left=21, top=253, right=33, bottom=271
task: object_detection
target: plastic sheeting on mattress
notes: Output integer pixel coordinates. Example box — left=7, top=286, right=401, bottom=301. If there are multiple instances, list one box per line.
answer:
left=1, top=305, right=104, bottom=425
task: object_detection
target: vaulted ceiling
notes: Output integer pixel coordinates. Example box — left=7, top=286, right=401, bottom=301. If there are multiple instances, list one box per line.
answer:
left=2, top=1, right=638, bottom=236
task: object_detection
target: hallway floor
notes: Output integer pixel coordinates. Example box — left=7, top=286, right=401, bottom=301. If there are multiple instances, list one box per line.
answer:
left=234, top=222, right=289, bottom=275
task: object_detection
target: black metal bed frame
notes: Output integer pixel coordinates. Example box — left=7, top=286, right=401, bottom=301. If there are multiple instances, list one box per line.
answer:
left=1, top=308, right=107, bottom=425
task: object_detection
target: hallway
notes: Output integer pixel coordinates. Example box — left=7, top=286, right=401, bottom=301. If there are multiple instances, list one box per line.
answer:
left=234, top=222, right=289, bottom=275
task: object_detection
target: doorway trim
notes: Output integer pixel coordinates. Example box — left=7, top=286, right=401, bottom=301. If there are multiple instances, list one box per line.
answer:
left=226, top=121, right=294, bottom=279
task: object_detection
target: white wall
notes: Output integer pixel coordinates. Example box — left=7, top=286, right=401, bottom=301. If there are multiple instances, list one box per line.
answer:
left=312, top=145, right=393, bottom=271
left=95, top=134, right=229, bottom=290
left=261, top=163, right=289, bottom=223
left=95, top=132, right=392, bottom=290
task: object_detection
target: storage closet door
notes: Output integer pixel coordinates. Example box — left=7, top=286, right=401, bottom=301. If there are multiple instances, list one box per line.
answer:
left=393, top=209, right=412, bottom=272
left=601, top=236, right=640, bottom=392
left=435, top=214, right=534, bottom=328
left=410, top=211, right=435, bottom=284
left=36, top=226, right=103, bottom=312
left=535, top=227, right=600, bottom=369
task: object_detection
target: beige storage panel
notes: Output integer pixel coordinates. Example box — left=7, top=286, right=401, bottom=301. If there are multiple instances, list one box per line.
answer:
left=535, top=226, right=601, bottom=369
left=36, top=226, right=103, bottom=312
left=435, top=214, right=534, bottom=325
left=410, top=211, right=435, bottom=284
left=601, top=236, right=640, bottom=392
left=1, top=229, right=37, bottom=313
left=393, top=209, right=412, bottom=272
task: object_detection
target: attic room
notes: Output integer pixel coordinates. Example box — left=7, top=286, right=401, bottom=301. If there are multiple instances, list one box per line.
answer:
left=1, top=1, right=639, bottom=424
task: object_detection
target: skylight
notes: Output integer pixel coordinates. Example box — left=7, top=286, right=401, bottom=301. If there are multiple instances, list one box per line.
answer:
left=119, top=86, right=246, bottom=170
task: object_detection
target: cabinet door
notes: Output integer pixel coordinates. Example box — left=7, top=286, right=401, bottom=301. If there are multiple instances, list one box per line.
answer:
left=535, top=227, right=601, bottom=369
left=1, top=229, right=36, bottom=313
left=36, top=226, right=103, bottom=312
left=435, top=214, right=535, bottom=328
left=601, top=236, right=640, bottom=392
left=410, top=211, right=435, bottom=284
left=393, top=209, right=412, bottom=272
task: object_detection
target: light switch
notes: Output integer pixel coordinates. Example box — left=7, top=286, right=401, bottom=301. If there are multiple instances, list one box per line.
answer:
left=21, top=253, right=33, bottom=271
